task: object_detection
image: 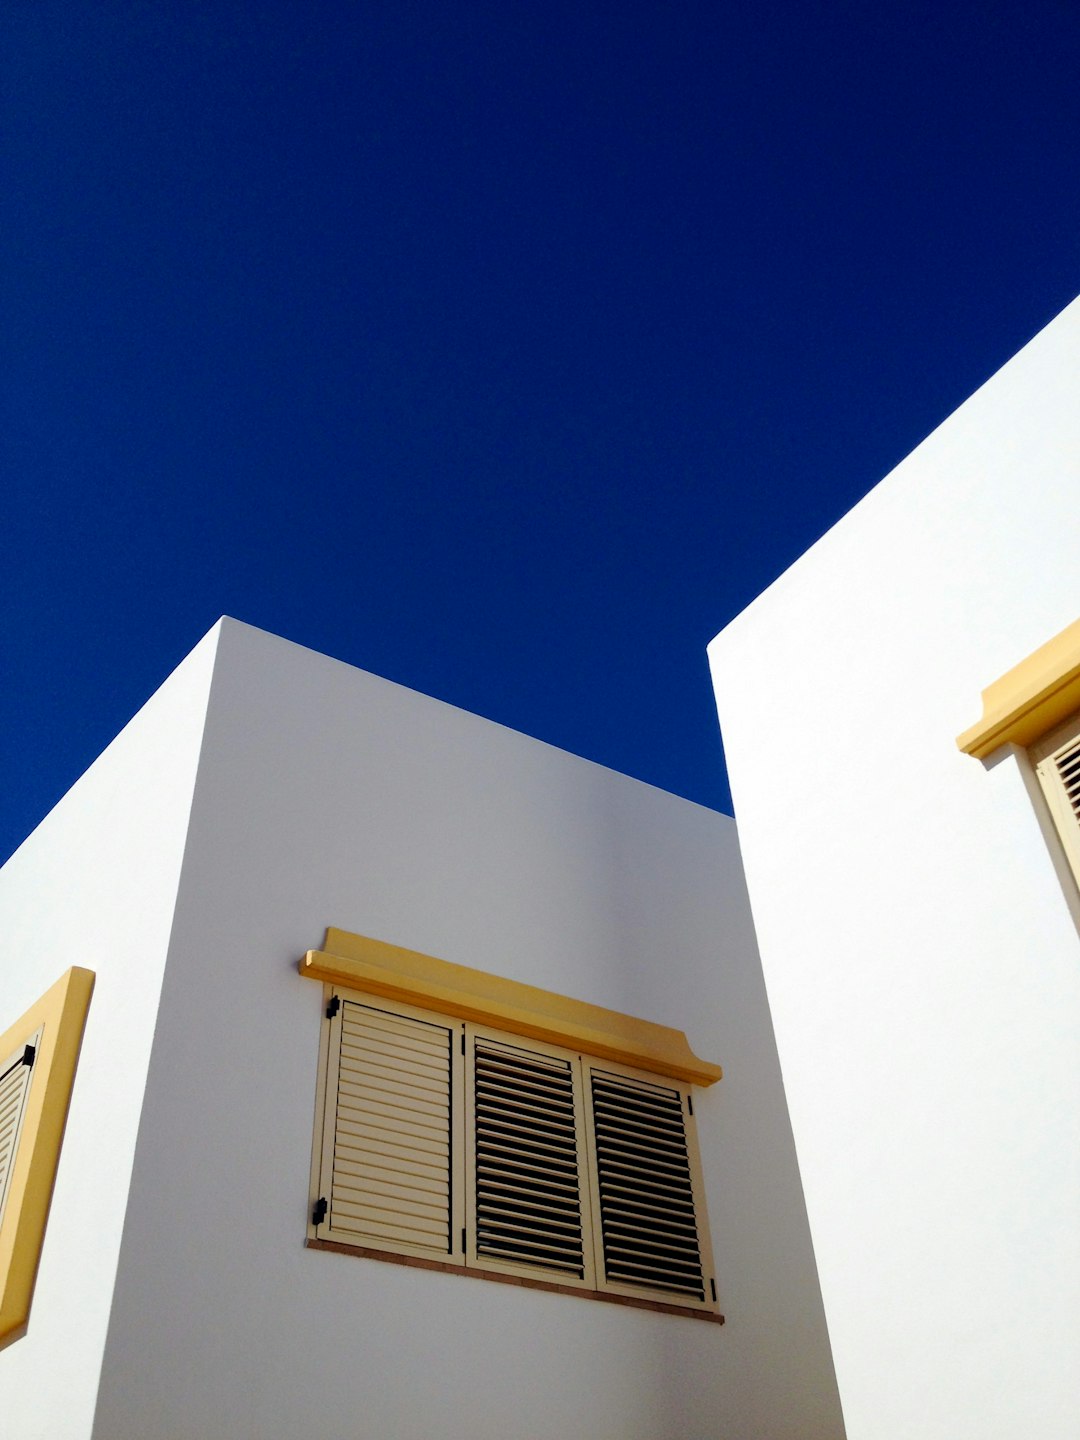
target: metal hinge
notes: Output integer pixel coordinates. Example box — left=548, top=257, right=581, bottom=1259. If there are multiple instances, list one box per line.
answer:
left=687, top=1093, right=693, bottom=1116
left=710, top=1277, right=717, bottom=1303
left=22, top=1043, right=35, bottom=1068
left=312, top=1196, right=328, bottom=1226
left=326, top=995, right=340, bottom=1019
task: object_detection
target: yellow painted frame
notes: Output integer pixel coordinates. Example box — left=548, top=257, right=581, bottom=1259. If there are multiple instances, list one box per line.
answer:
left=0, top=968, right=94, bottom=1348
left=957, top=618, right=1080, bottom=758
left=301, top=927, right=721, bottom=1086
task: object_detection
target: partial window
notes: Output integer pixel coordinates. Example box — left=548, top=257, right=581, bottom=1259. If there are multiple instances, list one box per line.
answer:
left=958, top=618, right=1080, bottom=904
left=0, top=1034, right=40, bottom=1231
left=0, top=968, right=94, bottom=1348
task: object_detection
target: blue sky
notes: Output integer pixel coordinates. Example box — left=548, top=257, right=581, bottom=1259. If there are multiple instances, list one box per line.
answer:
left=4, top=0, right=1080, bottom=863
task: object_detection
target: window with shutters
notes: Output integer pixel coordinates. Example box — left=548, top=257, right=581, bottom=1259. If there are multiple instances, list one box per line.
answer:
left=0, top=968, right=94, bottom=1349
left=304, top=931, right=722, bottom=1321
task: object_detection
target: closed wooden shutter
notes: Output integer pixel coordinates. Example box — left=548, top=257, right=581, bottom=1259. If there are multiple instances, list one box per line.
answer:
left=1033, top=717, right=1080, bottom=884
left=587, top=1067, right=707, bottom=1302
left=469, top=1034, right=591, bottom=1282
left=321, top=999, right=456, bottom=1258
left=309, top=987, right=719, bottom=1314
left=0, top=1030, right=39, bottom=1229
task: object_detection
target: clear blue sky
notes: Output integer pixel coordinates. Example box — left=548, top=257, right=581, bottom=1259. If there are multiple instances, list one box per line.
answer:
left=4, top=0, right=1079, bottom=863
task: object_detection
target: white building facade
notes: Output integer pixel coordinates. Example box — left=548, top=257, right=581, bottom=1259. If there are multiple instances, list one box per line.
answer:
left=709, top=296, right=1080, bottom=1439
left=0, top=620, right=841, bottom=1439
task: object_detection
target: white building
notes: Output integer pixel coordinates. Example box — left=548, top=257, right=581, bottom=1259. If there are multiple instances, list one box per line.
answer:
left=1, top=298, right=1077, bottom=1439
left=0, top=619, right=840, bottom=1439
left=710, top=294, right=1080, bottom=1440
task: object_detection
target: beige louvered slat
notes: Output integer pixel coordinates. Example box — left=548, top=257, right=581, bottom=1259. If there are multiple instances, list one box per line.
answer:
left=470, top=1035, right=588, bottom=1279
left=1049, top=737, right=1080, bottom=823
left=333, top=1150, right=447, bottom=1190
left=587, top=1068, right=706, bottom=1301
left=336, top=1210, right=447, bottom=1246
left=324, top=1000, right=454, bottom=1257
left=335, top=1122, right=449, bottom=1162
left=0, top=1031, right=39, bottom=1229
left=337, top=1076, right=449, bottom=1123
left=341, top=1040, right=448, bottom=1087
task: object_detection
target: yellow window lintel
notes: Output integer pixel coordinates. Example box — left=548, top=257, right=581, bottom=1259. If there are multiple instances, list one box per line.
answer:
left=0, top=966, right=95, bottom=1349
left=300, top=927, right=722, bottom=1087
left=957, top=617, right=1080, bottom=759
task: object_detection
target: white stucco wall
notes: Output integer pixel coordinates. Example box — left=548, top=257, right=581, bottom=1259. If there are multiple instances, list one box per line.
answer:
left=709, top=298, right=1080, bottom=1439
left=91, top=618, right=843, bottom=1440
left=0, top=627, right=220, bottom=1440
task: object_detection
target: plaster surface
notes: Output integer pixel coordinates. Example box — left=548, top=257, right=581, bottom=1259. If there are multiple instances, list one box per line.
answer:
left=710, top=297, right=1080, bottom=1439
left=0, top=627, right=220, bottom=1439
left=92, top=618, right=843, bottom=1440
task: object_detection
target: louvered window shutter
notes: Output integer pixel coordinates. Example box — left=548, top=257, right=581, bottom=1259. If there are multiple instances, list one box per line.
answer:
left=0, top=1030, right=40, bottom=1230
left=317, top=999, right=461, bottom=1260
left=1033, top=717, right=1080, bottom=885
left=467, top=1033, right=593, bottom=1286
left=310, top=988, right=719, bottom=1313
left=586, top=1066, right=712, bottom=1305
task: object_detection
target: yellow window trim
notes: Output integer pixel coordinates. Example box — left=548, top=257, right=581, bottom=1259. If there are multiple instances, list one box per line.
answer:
left=300, top=927, right=721, bottom=1087
left=957, top=617, right=1080, bottom=759
left=0, top=967, right=95, bottom=1349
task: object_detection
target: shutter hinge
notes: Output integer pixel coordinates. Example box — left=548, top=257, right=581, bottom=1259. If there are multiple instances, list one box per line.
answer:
left=326, top=995, right=340, bottom=1019
left=22, top=1043, right=36, bottom=1068
left=461, top=1227, right=466, bottom=1252
left=710, top=1277, right=717, bottom=1303
left=312, top=1196, right=328, bottom=1226
left=687, top=1093, right=693, bottom=1116
left=461, top=1031, right=465, bottom=1055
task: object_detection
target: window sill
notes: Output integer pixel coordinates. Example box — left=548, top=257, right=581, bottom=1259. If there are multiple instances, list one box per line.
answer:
left=305, top=1238, right=725, bottom=1324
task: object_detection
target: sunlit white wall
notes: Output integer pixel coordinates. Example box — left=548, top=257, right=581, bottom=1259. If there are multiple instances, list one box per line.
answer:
left=88, top=619, right=843, bottom=1440
left=0, top=629, right=220, bottom=1439
left=710, top=298, right=1080, bottom=1440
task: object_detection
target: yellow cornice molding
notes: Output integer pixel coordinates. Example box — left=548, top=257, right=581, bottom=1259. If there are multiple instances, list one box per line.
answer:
left=957, top=618, right=1080, bottom=759
left=0, top=967, right=95, bottom=1349
left=301, top=927, right=722, bottom=1087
